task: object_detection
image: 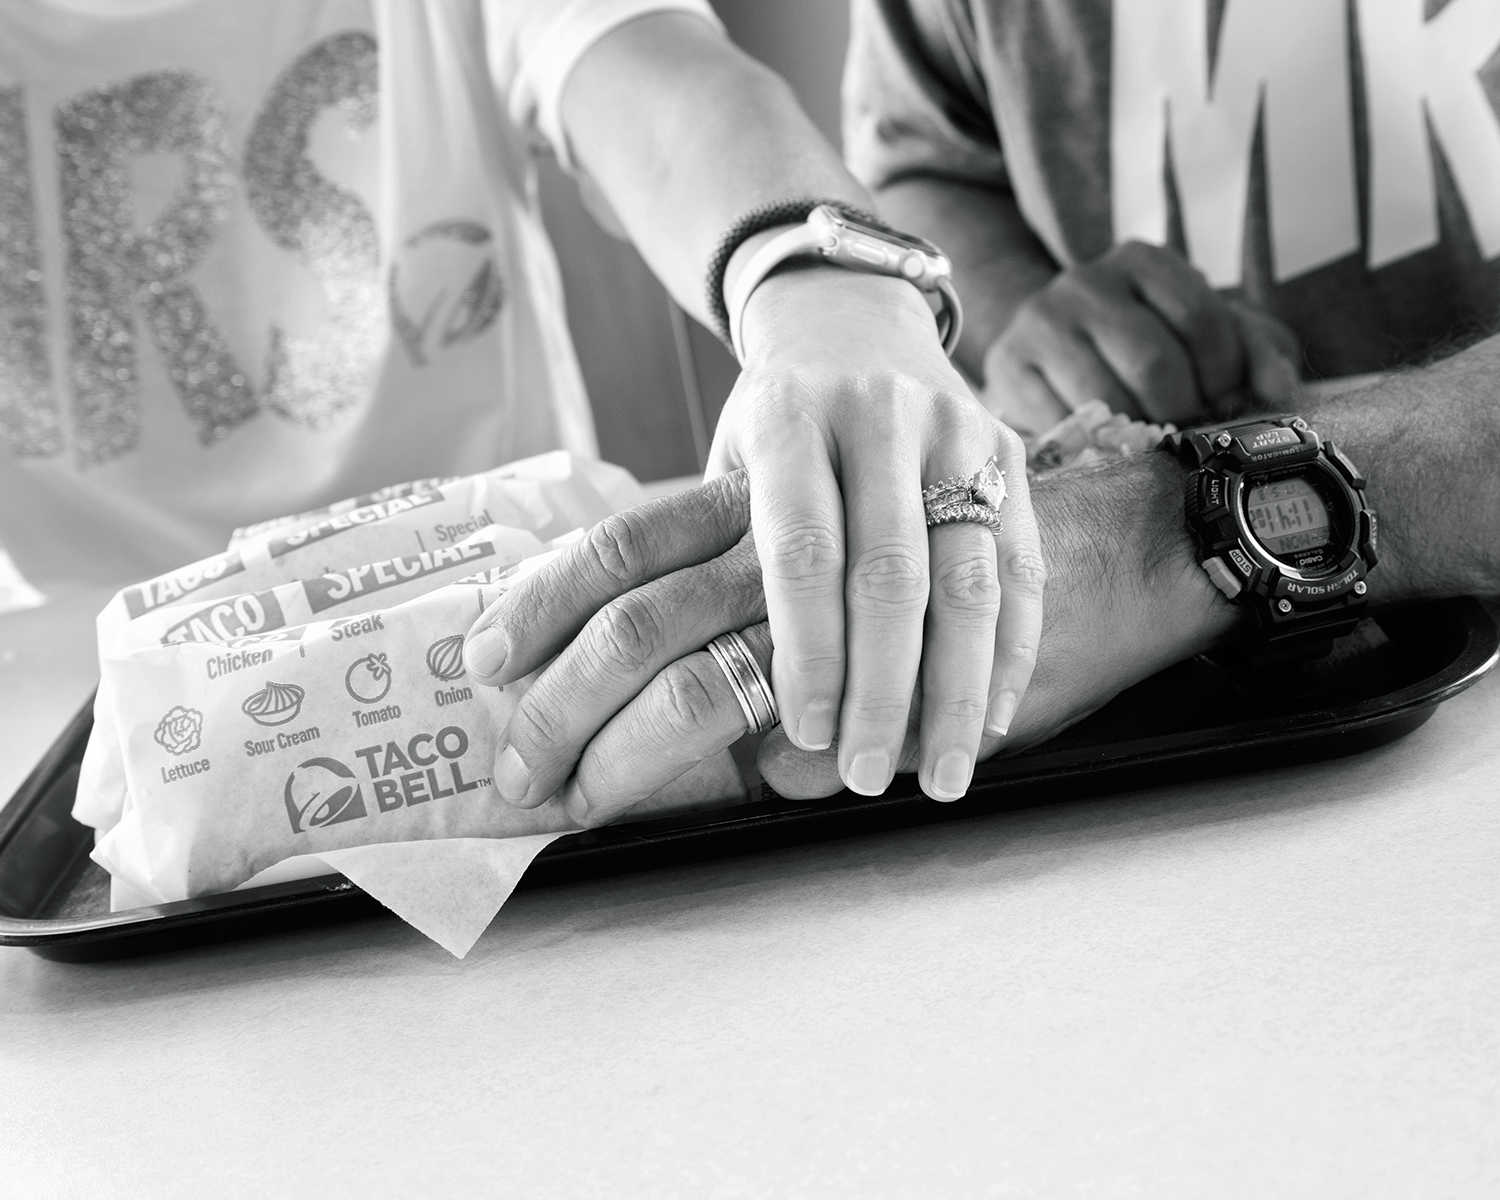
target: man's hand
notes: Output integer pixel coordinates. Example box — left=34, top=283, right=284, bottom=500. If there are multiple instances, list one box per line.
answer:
left=983, top=241, right=1301, bottom=434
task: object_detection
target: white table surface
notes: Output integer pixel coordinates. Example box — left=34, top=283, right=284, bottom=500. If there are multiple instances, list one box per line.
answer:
left=2, top=567, right=1498, bottom=1196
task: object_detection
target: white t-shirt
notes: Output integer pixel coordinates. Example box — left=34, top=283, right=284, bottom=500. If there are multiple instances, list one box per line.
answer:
left=0, top=0, right=716, bottom=578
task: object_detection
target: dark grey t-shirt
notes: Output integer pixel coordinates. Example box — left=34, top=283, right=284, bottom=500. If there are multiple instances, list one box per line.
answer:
left=845, top=0, right=1500, bottom=377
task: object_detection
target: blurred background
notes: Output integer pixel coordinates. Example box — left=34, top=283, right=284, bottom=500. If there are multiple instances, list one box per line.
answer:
left=540, top=0, right=849, bottom=482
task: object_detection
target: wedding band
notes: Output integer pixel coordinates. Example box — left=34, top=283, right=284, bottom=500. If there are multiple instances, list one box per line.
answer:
left=922, top=455, right=1007, bottom=533
left=705, top=630, right=779, bottom=735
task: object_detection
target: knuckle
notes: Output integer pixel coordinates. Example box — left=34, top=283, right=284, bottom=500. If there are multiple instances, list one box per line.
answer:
left=761, top=516, right=844, bottom=585
left=933, top=553, right=1002, bottom=616
left=583, top=511, right=650, bottom=588
left=508, top=697, right=567, bottom=756
left=779, top=648, right=844, bottom=682
left=931, top=694, right=991, bottom=724
left=997, top=638, right=1040, bottom=671
left=658, top=658, right=724, bottom=734
left=847, top=546, right=929, bottom=614
left=844, top=693, right=916, bottom=727
left=1001, top=545, right=1049, bottom=594
left=590, top=592, right=666, bottom=674
left=992, top=421, right=1027, bottom=465
left=1115, top=238, right=1157, bottom=265
left=1052, top=268, right=1095, bottom=301
left=1127, top=342, right=1184, bottom=393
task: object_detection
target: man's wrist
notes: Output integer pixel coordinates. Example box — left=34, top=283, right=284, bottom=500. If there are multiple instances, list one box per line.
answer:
left=1036, top=450, right=1237, bottom=674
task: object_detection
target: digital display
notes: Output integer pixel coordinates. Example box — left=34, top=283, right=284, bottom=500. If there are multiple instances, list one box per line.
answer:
left=1247, top=477, right=1331, bottom=556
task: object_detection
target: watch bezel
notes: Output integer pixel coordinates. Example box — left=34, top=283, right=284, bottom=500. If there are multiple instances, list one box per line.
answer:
left=1231, top=459, right=1362, bottom=584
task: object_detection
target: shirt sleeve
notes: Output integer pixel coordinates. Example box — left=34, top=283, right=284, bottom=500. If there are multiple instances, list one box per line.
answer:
left=843, top=0, right=1009, bottom=193
left=486, top=0, right=724, bottom=170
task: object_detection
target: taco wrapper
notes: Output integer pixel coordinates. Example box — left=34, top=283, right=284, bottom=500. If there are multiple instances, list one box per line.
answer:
left=75, top=452, right=642, bottom=834
left=89, top=523, right=554, bottom=871
left=235, top=836, right=571, bottom=956
left=77, top=523, right=548, bottom=839
left=92, top=554, right=744, bottom=952
left=232, top=743, right=738, bottom=959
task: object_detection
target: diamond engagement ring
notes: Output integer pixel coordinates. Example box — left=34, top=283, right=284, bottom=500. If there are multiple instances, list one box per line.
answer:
left=921, top=455, right=1007, bottom=533
left=705, top=630, right=779, bottom=735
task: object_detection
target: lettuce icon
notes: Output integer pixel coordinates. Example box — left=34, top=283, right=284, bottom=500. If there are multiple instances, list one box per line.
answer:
left=154, top=705, right=204, bottom=756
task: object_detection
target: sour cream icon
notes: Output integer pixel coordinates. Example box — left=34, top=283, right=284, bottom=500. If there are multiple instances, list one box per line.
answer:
left=283, top=757, right=368, bottom=834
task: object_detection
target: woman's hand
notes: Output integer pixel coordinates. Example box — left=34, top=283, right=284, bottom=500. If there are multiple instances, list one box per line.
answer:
left=710, top=266, right=1045, bottom=800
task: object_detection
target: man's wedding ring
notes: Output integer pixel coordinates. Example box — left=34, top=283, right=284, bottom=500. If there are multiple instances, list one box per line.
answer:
left=705, top=630, right=778, bottom=735
left=922, top=455, right=1007, bottom=533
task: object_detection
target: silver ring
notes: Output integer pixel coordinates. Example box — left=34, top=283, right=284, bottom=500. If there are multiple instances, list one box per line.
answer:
left=922, top=454, right=1007, bottom=534
left=705, top=630, right=779, bottom=735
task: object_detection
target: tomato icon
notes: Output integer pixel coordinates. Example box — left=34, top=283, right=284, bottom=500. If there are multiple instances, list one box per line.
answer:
left=344, top=652, right=393, bottom=704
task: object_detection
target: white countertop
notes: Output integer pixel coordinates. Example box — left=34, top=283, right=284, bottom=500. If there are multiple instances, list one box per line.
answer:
left=2, top=566, right=1498, bottom=1196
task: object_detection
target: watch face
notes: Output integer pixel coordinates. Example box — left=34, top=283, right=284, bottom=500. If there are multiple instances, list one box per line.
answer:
left=1243, top=467, right=1351, bottom=573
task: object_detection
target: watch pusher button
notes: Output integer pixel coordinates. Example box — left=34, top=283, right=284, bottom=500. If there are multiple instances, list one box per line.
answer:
left=1201, top=556, right=1244, bottom=600
left=1227, top=547, right=1255, bottom=577
left=1197, top=472, right=1229, bottom=519
left=1360, top=509, right=1379, bottom=567
left=1324, top=440, right=1367, bottom=489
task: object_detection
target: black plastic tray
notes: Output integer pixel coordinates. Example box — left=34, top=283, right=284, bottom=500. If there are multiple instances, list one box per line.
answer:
left=2, top=598, right=1495, bottom=960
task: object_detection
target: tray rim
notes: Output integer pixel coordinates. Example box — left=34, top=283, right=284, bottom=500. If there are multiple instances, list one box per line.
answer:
left=3, top=596, right=1497, bottom=950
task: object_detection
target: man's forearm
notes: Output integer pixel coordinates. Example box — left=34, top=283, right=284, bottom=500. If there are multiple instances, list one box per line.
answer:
left=558, top=13, right=871, bottom=329
left=1037, top=338, right=1500, bottom=701
left=876, top=175, right=1058, bottom=376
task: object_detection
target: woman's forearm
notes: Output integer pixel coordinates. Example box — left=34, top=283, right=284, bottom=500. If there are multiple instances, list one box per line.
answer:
left=876, top=175, right=1059, bottom=375
left=558, top=12, right=870, bottom=328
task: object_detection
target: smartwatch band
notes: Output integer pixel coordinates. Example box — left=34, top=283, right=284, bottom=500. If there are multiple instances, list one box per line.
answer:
left=723, top=204, right=963, bottom=364
left=704, top=199, right=877, bottom=349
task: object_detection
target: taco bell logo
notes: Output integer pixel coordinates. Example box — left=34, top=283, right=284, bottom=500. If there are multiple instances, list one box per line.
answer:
left=284, top=757, right=368, bottom=833
left=281, top=726, right=487, bottom=834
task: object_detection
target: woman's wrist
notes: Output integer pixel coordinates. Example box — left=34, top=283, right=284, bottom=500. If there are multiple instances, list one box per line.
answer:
left=732, top=261, right=949, bottom=369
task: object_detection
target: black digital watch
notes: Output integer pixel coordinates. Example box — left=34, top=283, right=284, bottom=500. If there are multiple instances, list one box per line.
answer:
left=1162, top=416, right=1378, bottom=645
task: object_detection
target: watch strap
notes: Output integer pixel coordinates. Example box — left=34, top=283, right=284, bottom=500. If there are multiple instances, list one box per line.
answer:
left=723, top=204, right=962, bottom=365
left=703, top=199, right=876, bottom=349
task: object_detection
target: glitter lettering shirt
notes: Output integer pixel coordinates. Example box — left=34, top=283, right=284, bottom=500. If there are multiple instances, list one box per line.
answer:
left=0, top=0, right=715, bottom=576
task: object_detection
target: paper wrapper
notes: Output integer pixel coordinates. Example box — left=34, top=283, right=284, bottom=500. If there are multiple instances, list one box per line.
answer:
left=75, top=452, right=638, bottom=835
left=1026, top=400, right=1178, bottom=472
left=92, top=555, right=739, bottom=953
left=76, top=452, right=743, bottom=955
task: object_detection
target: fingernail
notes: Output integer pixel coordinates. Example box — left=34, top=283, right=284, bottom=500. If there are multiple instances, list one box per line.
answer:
left=929, top=751, right=973, bottom=802
left=493, top=744, right=532, bottom=805
left=986, top=689, right=1019, bottom=737
left=844, top=751, right=892, bottom=796
left=795, top=701, right=836, bottom=751
left=465, top=625, right=508, bottom=681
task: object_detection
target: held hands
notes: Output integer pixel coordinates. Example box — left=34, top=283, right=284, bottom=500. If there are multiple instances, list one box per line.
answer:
left=710, top=267, right=1044, bottom=798
left=460, top=457, right=1229, bottom=824
left=983, top=241, right=1301, bottom=434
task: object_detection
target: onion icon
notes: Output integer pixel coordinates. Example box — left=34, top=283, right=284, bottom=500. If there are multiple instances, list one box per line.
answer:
left=426, top=634, right=466, bottom=682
